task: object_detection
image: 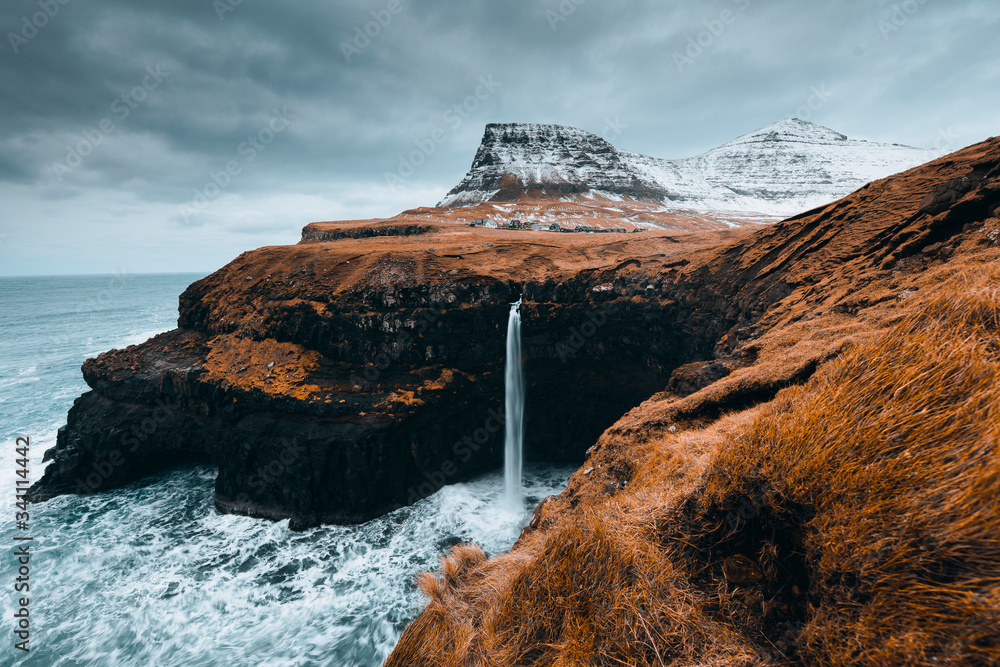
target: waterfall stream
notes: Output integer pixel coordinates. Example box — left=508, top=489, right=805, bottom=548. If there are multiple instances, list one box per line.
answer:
left=503, top=298, right=524, bottom=511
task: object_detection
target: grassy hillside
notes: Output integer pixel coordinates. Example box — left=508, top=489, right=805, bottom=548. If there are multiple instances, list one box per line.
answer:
left=387, top=137, right=1000, bottom=666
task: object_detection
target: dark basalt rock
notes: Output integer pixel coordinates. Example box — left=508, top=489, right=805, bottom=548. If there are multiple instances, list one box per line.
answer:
left=668, top=360, right=732, bottom=397
left=439, top=123, right=678, bottom=206
left=29, top=262, right=755, bottom=528
left=31, top=136, right=1000, bottom=528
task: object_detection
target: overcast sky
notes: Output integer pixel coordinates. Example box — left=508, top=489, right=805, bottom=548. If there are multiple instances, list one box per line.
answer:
left=0, top=0, right=997, bottom=276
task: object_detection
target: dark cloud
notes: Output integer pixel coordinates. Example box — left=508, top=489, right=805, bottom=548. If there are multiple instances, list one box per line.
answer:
left=0, top=0, right=997, bottom=275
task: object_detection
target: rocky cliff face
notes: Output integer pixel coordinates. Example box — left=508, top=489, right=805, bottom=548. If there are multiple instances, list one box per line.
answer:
left=440, top=120, right=936, bottom=217
left=29, top=222, right=760, bottom=527
left=438, top=123, right=675, bottom=206
left=387, top=136, right=1000, bottom=667
left=30, top=129, right=997, bottom=531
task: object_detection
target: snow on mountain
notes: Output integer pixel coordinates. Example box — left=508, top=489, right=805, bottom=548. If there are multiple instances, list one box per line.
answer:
left=439, top=119, right=938, bottom=217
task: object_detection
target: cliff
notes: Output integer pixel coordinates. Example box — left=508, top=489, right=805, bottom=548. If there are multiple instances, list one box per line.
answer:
left=31, top=138, right=998, bottom=534
left=30, top=218, right=759, bottom=527
left=27, top=128, right=1000, bottom=663
left=387, top=138, right=1000, bottom=665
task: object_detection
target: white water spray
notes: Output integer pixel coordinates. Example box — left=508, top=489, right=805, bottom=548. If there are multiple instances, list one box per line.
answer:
left=503, top=297, right=524, bottom=512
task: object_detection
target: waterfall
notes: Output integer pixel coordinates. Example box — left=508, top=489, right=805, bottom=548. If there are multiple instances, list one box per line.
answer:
left=503, top=297, right=524, bottom=512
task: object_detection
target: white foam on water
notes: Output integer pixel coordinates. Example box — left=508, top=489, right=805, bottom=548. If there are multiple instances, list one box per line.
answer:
left=3, top=464, right=571, bottom=666
left=0, top=274, right=574, bottom=666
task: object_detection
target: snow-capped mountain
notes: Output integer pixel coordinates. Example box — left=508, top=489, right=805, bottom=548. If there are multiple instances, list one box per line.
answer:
left=439, top=120, right=938, bottom=217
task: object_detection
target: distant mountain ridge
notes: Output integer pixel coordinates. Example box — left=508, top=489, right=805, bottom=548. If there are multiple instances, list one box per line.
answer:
left=439, top=119, right=938, bottom=217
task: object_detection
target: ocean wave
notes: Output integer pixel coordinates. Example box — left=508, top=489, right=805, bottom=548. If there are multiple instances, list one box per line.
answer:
left=4, top=464, right=571, bottom=666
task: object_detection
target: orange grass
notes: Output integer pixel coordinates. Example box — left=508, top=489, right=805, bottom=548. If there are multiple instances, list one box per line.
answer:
left=698, top=273, right=1000, bottom=665
left=387, top=269, right=1000, bottom=666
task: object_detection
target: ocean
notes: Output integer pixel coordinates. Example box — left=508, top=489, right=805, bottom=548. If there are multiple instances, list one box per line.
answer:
left=0, top=273, right=572, bottom=666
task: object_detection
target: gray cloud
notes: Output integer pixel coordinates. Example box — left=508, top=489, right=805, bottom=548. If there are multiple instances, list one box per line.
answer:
left=0, top=0, right=997, bottom=275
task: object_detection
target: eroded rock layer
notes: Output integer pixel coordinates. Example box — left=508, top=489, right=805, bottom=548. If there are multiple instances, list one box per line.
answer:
left=387, top=141, right=1000, bottom=666
left=30, top=221, right=751, bottom=526
left=439, top=120, right=935, bottom=217
left=30, top=137, right=1000, bottom=538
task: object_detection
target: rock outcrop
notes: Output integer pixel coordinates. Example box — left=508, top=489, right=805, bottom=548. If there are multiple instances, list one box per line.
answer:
left=29, top=222, right=754, bottom=527
left=439, top=120, right=937, bottom=216
left=30, top=133, right=999, bottom=535
left=387, top=137, right=1000, bottom=667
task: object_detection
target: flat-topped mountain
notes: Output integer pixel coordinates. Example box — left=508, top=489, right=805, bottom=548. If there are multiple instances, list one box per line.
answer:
left=439, top=119, right=936, bottom=217
left=30, top=134, right=999, bottom=531
left=28, top=119, right=1000, bottom=664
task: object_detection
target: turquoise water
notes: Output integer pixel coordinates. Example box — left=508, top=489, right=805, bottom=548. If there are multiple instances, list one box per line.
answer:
left=0, top=273, right=571, bottom=666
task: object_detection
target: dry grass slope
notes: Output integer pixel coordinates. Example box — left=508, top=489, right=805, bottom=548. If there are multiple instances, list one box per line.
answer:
left=387, top=268, right=1000, bottom=666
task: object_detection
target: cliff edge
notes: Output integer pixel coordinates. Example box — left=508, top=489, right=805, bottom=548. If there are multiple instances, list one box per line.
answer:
left=388, top=138, right=1000, bottom=665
